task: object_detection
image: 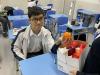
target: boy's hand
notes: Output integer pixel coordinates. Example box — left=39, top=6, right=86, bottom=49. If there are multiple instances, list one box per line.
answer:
left=55, top=37, right=63, bottom=45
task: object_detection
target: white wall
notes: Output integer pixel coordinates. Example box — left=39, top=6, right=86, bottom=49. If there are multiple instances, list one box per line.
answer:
left=0, top=0, right=65, bottom=14
left=39, top=0, right=65, bottom=14
left=52, top=0, right=65, bottom=14
left=0, top=0, right=7, bottom=10
left=7, top=0, right=28, bottom=13
left=0, top=0, right=28, bottom=13
left=0, top=0, right=100, bottom=18
left=78, top=0, right=100, bottom=4
left=39, top=0, right=51, bottom=6
left=0, top=0, right=52, bottom=13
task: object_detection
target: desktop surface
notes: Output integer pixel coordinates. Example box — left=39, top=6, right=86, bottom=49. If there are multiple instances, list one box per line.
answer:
left=8, top=15, right=28, bottom=21
left=19, top=53, right=66, bottom=75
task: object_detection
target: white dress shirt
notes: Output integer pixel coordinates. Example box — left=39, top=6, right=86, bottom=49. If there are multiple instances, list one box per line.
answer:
left=28, top=29, right=42, bottom=53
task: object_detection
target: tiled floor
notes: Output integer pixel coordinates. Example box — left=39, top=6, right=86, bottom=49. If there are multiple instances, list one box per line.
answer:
left=0, top=35, right=20, bottom=75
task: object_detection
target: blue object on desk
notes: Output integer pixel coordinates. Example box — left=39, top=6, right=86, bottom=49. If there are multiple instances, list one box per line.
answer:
left=46, top=10, right=56, bottom=18
left=19, top=53, right=66, bottom=75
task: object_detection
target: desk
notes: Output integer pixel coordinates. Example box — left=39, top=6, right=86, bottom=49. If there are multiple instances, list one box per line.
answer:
left=66, top=22, right=95, bottom=42
left=8, top=26, right=27, bottom=40
left=8, top=29, right=16, bottom=40
left=19, top=53, right=66, bottom=75
left=8, top=15, right=28, bottom=21
left=49, top=14, right=67, bottom=20
left=67, top=23, right=95, bottom=35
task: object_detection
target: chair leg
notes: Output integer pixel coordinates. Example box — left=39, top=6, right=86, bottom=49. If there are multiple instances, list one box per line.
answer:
left=14, top=58, right=19, bottom=71
left=0, top=23, right=3, bottom=34
left=14, top=58, right=23, bottom=75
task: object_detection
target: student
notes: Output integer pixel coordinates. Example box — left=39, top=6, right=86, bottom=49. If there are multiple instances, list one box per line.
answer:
left=0, top=6, right=15, bottom=37
left=11, top=6, right=54, bottom=61
left=0, top=17, right=8, bottom=37
left=4, top=6, right=14, bottom=16
left=35, top=0, right=39, bottom=6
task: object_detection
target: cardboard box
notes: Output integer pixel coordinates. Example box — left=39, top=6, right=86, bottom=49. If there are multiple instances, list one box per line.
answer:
left=57, top=48, right=79, bottom=74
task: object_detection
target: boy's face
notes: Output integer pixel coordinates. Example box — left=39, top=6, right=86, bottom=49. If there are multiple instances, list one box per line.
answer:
left=29, top=14, right=44, bottom=34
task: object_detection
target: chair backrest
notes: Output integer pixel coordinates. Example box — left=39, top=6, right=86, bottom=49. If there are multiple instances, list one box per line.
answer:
left=12, top=19, right=29, bottom=28
left=46, top=10, right=56, bottom=18
left=56, top=16, right=68, bottom=33
left=56, top=17, right=68, bottom=25
left=57, top=24, right=67, bottom=33
left=13, top=9, right=24, bottom=15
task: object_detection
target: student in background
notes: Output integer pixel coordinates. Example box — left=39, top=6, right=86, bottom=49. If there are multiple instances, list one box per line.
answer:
left=0, top=6, right=15, bottom=37
left=4, top=6, right=14, bottom=16
left=35, top=0, right=39, bottom=6
left=0, top=16, right=8, bottom=37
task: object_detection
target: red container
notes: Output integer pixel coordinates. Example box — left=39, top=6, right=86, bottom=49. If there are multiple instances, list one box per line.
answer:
left=68, top=48, right=75, bottom=56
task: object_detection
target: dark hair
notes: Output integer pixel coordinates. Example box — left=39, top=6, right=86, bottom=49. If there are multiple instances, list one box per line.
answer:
left=28, top=6, right=44, bottom=18
left=4, top=6, right=14, bottom=16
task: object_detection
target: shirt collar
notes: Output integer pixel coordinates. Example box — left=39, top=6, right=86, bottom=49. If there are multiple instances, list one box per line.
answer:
left=30, top=28, right=42, bottom=37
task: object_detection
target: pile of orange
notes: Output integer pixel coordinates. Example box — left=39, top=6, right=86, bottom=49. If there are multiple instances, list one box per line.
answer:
left=60, top=32, right=72, bottom=48
left=63, top=32, right=72, bottom=40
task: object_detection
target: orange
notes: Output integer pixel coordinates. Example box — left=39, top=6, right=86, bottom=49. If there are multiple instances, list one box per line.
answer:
left=60, top=32, right=72, bottom=48
left=63, top=32, right=72, bottom=39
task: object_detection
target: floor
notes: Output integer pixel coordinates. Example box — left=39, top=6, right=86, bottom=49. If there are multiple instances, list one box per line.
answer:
left=0, top=35, right=20, bottom=75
